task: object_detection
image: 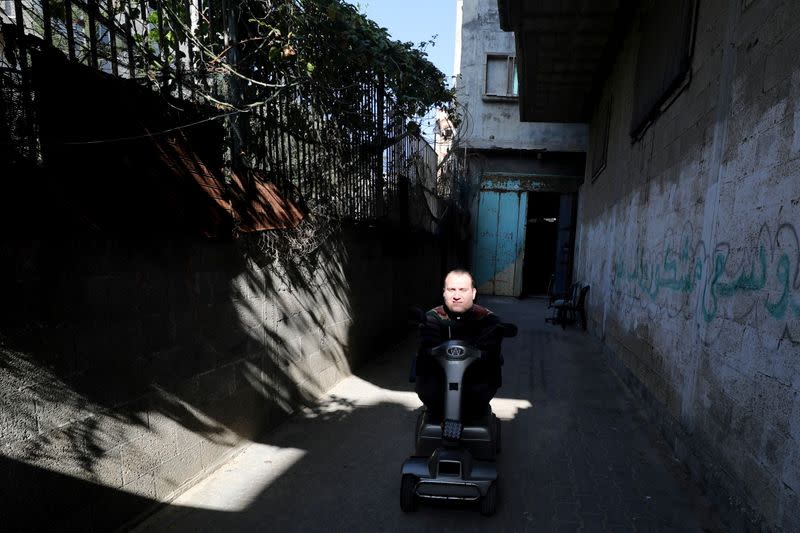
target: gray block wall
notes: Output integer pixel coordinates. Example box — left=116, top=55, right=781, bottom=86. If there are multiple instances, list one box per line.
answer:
left=575, top=1, right=800, bottom=531
left=0, top=225, right=447, bottom=531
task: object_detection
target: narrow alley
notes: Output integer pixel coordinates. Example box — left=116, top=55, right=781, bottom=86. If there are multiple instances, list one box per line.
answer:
left=4, top=0, right=800, bottom=530
left=134, top=297, right=717, bottom=533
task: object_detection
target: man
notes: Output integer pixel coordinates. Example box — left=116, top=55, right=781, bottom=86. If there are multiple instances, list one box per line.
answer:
left=414, top=269, right=504, bottom=420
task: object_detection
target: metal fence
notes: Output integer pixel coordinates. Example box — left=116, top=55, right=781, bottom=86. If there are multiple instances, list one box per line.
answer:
left=1, top=0, right=450, bottom=227
left=0, top=0, right=195, bottom=88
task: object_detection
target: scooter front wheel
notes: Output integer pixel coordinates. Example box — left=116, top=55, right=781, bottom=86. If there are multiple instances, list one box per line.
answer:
left=400, top=474, right=418, bottom=512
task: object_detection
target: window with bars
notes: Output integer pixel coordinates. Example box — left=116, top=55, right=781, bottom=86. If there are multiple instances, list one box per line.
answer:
left=484, top=53, right=518, bottom=99
left=630, top=0, right=698, bottom=139
left=590, top=97, right=611, bottom=182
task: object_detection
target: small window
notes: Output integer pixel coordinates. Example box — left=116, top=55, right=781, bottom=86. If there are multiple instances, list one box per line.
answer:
left=484, top=54, right=518, bottom=98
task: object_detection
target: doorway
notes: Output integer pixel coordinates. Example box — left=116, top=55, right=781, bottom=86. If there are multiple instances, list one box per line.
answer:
left=521, top=192, right=561, bottom=296
left=473, top=190, right=527, bottom=296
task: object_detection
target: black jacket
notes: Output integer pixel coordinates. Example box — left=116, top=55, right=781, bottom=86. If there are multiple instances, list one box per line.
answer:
left=416, top=304, right=504, bottom=388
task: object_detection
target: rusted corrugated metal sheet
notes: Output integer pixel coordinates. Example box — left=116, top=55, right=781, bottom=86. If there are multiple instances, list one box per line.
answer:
left=228, top=170, right=305, bottom=232
left=31, top=49, right=303, bottom=237
left=152, top=135, right=304, bottom=235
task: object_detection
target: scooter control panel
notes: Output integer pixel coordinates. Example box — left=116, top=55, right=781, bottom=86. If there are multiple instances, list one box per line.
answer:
left=442, top=419, right=463, bottom=441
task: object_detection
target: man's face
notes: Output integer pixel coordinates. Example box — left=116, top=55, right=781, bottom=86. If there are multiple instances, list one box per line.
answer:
left=443, top=272, right=476, bottom=314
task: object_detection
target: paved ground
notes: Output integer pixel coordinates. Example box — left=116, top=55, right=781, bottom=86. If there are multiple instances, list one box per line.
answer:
left=133, top=297, right=719, bottom=532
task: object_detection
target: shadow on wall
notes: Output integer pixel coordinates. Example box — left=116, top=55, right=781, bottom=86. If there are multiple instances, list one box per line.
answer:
left=0, top=43, right=452, bottom=531
left=0, top=224, right=443, bottom=531
left=0, top=395, right=422, bottom=533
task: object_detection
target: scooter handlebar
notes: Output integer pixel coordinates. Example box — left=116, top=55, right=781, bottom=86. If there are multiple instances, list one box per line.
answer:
left=499, top=322, right=518, bottom=338
left=407, top=306, right=427, bottom=328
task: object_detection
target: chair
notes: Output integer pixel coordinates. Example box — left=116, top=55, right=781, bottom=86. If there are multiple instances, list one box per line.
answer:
left=545, top=282, right=579, bottom=326
left=547, top=283, right=590, bottom=330
left=570, top=285, right=590, bottom=330
left=545, top=274, right=556, bottom=306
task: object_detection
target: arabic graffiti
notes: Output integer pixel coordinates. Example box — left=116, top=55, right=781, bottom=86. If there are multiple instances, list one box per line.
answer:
left=612, top=222, right=800, bottom=332
left=613, top=224, right=704, bottom=299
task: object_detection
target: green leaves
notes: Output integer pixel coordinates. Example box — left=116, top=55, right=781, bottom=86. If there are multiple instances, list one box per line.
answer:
left=268, top=46, right=282, bottom=62
left=173, top=0, right=455, bottom=127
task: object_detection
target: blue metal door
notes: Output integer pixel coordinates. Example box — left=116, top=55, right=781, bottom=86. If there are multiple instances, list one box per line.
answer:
left=473, top=191, right=528, bottom=296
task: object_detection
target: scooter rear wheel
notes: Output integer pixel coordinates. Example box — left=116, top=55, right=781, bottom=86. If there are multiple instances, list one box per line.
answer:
left=400, top=474, right=418, bottom=512
left=480, top=481, right=497, bottom=516
left=495, top=417, right=502, bottom=455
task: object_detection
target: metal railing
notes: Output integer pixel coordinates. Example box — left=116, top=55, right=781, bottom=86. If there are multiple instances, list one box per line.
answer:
left=1, top=0, right=454, bottom=227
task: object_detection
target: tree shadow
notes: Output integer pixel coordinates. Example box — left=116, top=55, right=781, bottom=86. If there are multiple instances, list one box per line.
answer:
left=0, top=223, right=454, bottom=531
left=0, top=38, right=466, bottom=532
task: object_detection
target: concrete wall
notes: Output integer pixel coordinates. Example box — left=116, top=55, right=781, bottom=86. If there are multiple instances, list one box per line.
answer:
left=0, top=225, right=447, bottom=531
left=575, top=1, right=800, bottom=530
left=455, top=0, right=588, bottom=153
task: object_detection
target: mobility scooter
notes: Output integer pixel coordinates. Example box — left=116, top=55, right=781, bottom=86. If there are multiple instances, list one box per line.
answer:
left=400, top=322, right=516, bottom=515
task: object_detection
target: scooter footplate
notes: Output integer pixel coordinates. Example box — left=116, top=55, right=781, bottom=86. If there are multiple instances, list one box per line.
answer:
left=416, top=481, right=481, bottom=500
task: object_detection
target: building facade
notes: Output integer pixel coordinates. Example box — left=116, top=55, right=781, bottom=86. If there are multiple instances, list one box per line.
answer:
left=454, top=0, right=588, bottom=297
left=501, top=0, right=800, bottom=530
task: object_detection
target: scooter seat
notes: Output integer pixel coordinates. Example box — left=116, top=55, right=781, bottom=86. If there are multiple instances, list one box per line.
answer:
left=418, top=421, right=492, bottom=441
left=416, top=409, right=496, bottom=459
left=420, top=406, right=492, bottom=426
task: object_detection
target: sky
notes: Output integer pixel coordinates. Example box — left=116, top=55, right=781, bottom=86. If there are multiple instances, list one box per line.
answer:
left=358, top=1, right=458, bottom=84
left=358, top=1, right=458, bottom=138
